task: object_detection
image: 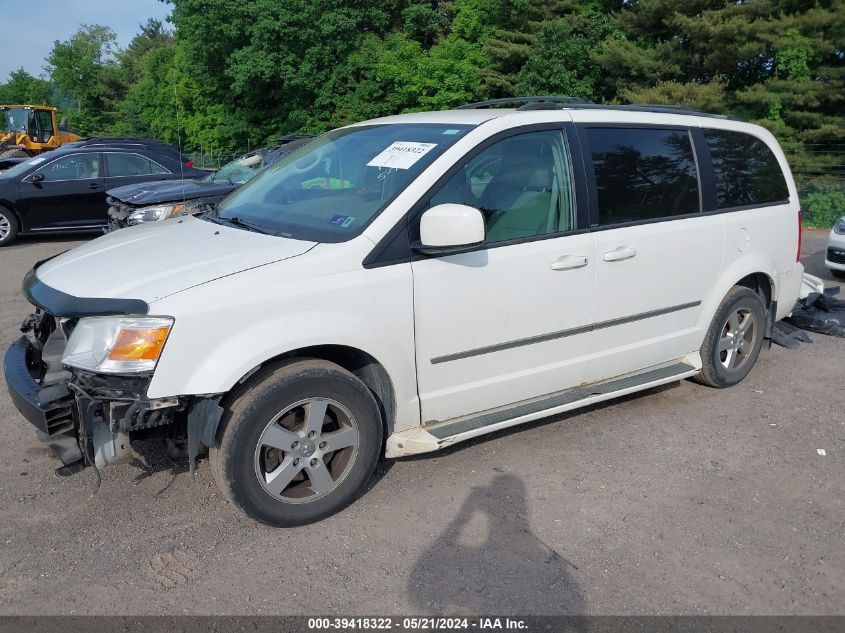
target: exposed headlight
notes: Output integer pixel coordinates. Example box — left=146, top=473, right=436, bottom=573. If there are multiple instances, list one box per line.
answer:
left=834, top=218, right=845, bottom=235
left=127, top=203, right=186, bottom=225
left=62, top=317, right=173, bottom=374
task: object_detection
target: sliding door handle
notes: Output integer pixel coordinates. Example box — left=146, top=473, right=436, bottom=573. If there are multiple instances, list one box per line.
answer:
left=603, top=246, right=637, bottom=262
left=550, top=255, right=588, bottom=271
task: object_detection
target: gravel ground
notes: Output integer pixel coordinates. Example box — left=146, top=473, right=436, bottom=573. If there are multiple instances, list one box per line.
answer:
left=0, top=229, right=842, bottom=616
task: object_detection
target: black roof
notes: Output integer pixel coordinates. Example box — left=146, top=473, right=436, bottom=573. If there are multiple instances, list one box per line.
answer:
left=64, top=137, right=189, bottom=160
left=7, top=143, right=186, bottom=170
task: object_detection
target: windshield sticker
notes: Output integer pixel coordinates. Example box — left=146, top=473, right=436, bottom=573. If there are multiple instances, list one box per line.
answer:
left=443, top=129, right=461, bottom=135
left=330, top=215, right=356, bottom=228
left=27, top=158, right=46, bottom=166
left=367, top=141, right=437, bottom=170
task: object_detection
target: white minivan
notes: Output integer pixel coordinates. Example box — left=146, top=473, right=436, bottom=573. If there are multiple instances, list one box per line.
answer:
left=4, top=97, right=804, bottom=526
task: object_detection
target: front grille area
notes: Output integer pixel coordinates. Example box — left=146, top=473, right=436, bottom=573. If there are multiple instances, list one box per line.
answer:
left=828, top=247, right=845, bottom=265
left=106, top=196, right=136, bottom=231
left=21, top=311, right=76, bottom=436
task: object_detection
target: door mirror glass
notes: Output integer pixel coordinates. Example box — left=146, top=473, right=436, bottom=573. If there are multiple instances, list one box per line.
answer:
left=416, top=203, right=485, bottom=254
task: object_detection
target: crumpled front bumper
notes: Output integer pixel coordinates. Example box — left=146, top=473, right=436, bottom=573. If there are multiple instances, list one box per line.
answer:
left=3, top=335, right=82, bottom=466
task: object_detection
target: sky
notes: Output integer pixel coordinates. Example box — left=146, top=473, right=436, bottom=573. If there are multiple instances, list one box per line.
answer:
left=0, top=0, right=172, bottom=82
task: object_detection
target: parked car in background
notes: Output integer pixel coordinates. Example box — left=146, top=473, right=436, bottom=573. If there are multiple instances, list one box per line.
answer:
left=826, top=216, right=845, bottom=278
left=4, top=97, right=804, bottom=526
left=65, top=137, right=196, bottom=168
left=106, top=135, right=314, bottom=230
left=0, top=144, right=207, bottom=246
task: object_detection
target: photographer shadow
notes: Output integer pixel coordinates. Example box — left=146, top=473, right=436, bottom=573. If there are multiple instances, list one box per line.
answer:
left=408, top=473, right=586, bottom=622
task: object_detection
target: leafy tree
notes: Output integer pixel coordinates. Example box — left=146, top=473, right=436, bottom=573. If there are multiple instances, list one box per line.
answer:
left=121, top=18, right=174, bottom=84
left=4, top=0, right=841, bottom=179
left=46, top=25, right=120, bottom=111
left=0, top=69, right=51, bottom=105
left=45, top=24, right=126, bottom=133
left=517, top=10, right=612, bottom=98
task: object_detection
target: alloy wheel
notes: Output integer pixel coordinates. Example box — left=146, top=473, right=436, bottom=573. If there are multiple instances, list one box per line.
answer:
left=718, top=308, right=756, bottom=371
left=253, top=398, right=360, bottom=503
left=0, top=213, right=10, bottom=241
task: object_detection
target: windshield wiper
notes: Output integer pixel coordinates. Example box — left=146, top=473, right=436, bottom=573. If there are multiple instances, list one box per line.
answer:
left=222, top=216, right=279, bottom=235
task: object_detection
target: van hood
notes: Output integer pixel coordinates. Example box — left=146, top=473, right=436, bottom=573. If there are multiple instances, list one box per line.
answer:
left=108, top=178, right=236, bottom=206
left=35, top=215, right=316, bottom=305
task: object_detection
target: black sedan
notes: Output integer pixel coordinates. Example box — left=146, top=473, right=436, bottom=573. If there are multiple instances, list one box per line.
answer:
left=0, top=145, right=206, bottom=246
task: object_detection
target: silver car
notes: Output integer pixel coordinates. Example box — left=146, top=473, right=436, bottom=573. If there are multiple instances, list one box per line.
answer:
left=826, top=216, right=845, bottom=279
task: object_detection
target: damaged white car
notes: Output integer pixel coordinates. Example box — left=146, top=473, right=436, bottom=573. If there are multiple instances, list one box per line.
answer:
left=4, top=97, right=804, bottom=526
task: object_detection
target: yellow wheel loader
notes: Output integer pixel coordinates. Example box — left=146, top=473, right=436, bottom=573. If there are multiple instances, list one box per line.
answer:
left=0, top=105, right=82, bottom=159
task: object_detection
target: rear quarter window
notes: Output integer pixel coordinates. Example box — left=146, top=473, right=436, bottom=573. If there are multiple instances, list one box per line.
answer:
left=704, top=129, right=789, bottom=208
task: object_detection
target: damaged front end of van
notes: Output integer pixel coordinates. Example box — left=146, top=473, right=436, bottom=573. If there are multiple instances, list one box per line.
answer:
left=3, top=263, right=223, bottom=481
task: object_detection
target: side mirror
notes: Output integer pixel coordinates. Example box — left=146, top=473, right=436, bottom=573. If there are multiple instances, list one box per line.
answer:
left=30, top=173, right=45, bottom=184
left=414, top=203, right=485, bottom=256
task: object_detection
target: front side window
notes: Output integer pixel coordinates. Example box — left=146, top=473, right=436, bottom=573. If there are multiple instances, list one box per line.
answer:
left=704, top=129, right=789, bottom=208
left=36, top=154, right=101, bottom=181
left=586, top=127, right=700, bottom=225
left=428, top=130, right=575, bottom=244
left=106, top=153, right=169, bottom=177
left=216, top=123, right=471, bottom=242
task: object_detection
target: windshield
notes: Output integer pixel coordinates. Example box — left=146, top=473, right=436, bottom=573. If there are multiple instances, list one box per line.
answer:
left=204, top=152, right=266, bottom=185
left=0, top=155, right=45, bottom=179
left=2, top=108, right=31, bottom=133
left=215, top=123, right=471, bottom=241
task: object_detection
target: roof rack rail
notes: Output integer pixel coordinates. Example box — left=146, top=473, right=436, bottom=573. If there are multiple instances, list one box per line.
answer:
left=565, top=103, right=736, bottom=120
left=455, top=96, right=736, bottom=120
left=457, top=96, right=594, bottom=109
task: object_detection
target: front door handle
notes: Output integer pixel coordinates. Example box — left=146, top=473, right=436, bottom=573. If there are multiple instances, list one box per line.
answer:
left=550, top=255, right=588, bottom=271
left=88, top=183, right=102, bottom=190
left=603, top=246, right=637, bottom=262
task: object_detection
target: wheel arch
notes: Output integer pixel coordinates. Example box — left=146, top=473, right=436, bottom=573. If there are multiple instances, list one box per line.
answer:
left=224, top=344, right=397, bottom=437
left=0, top=202, right=21, bottom=230
left=699, top=255, right=778, bottom=339
left=734, top=271, right=775, bottom=309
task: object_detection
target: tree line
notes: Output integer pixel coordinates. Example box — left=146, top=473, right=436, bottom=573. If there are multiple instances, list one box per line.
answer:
left=1, top=0, right=843, bottom=223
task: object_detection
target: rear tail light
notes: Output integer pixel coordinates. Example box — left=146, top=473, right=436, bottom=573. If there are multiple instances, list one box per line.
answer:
left=797, top=209, right=803, bottom=262
left=185, top=161, right=194, bottom=168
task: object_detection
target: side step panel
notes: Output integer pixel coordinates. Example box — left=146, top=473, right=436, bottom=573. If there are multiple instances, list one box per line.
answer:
left=385, top=357, right=700, bottom=457
left=428, top=362, right=692, bottom=440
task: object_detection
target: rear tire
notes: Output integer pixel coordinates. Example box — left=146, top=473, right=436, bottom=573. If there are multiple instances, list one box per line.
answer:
left=0, top=206, right=19, bottom=247
left=694, top=286, right=766, bottom=388
left=210, top=359, right=383, bottom=527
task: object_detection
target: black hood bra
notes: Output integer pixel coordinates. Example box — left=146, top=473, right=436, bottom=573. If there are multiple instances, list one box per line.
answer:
left=23, top=258, right=149, bottom=318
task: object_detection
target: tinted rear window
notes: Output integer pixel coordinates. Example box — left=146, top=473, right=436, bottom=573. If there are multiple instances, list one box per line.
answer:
left=704, top=129, right=789, bottom=208
left=586, top=127, right=700, bottom=225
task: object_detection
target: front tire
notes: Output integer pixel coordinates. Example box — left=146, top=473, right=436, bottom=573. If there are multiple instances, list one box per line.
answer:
left=831, top=268, right=845, bottom=280
left=695, top=286, right=766, bottom=388
left=0, top=206, right=19, bottom=247
left=210, top=359, right=383, bottom=527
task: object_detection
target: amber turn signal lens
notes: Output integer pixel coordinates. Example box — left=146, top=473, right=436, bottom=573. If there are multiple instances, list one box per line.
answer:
left=108, top=326, right=171, bottom=362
